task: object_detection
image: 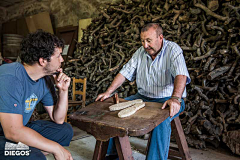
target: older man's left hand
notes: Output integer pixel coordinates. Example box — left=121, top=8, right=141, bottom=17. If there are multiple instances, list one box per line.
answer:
left=162, top=98, right=181, bottom=118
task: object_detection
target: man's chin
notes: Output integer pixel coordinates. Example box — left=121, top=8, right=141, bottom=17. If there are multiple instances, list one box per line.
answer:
left=147, top=51, right=154, bottom=55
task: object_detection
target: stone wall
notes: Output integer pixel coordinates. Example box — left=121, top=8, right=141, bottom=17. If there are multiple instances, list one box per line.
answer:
left=1, top=0, right=120, bottom=30
left=50, top=0, right=120, bottom=28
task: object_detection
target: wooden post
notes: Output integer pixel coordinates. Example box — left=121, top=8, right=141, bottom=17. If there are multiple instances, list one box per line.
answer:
left=92, top=140, right=109, bottom=160
left=114, top=93, right=119, bottom=104
left=171, top=117, right=192, bottom=160
left=114, top=136, right=134, bottom=160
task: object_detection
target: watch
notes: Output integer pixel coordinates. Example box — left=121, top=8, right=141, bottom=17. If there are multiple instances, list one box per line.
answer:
left=170, top=96, right=182, bottom=103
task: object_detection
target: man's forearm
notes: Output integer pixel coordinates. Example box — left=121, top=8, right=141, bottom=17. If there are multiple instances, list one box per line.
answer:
left=172, top=75, right=187, bottom=98
left=7, top=126, right=61, bottom=155
left=53, top=90, right=68, bottom=124
left=106, top=73, right=126, bottom=94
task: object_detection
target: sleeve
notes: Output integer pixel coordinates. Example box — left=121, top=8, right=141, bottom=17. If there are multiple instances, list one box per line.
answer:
left=41, top=91, right=55, bottom=106
left=0, top=76, right=23, bottom=114
left=170, top=44, right=191, bottom=85
left=119, top=47, right=141, bottom=81
left=41, top=76, right=57, bottom=106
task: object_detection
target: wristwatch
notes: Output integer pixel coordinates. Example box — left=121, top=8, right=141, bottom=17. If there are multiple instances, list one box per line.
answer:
left=170, top=96, right=182, bottom=103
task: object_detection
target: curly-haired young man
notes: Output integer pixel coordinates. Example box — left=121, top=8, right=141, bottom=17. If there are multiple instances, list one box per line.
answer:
left=0, top=30, right=73, bottom=160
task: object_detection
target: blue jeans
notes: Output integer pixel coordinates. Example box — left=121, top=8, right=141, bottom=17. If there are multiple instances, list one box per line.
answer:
left=0, top=120, right=73, bottom=160
left=107, top=93, right=185, bottom=160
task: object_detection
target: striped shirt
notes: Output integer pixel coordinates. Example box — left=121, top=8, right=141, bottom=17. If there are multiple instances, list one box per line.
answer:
left=120, top=38, right=191, bottom=98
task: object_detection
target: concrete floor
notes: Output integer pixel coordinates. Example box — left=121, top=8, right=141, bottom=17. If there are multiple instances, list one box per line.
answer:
left=46, top=127, right=240, bottom=160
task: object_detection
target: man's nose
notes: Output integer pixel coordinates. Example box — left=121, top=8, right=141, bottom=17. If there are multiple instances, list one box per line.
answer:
left=143, top=42, right=149, bottom=48
left=60, top=55, right=64, bottom=62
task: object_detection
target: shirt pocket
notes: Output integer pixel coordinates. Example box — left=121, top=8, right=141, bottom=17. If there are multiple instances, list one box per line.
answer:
left=154, top=69, right=173, bottom=87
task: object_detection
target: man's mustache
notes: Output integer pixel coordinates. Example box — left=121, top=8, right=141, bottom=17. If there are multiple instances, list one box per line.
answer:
left=145, top=47, right=153, bottom=50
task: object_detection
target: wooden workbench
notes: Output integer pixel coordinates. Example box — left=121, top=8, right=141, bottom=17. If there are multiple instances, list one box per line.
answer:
left=69, top=98, right=169, bottom=141
left=69, top=98, right=170, bottom=160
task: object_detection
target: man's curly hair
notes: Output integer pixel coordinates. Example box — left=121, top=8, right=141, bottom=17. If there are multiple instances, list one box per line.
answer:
left=20, top=30, right=64, bottom=65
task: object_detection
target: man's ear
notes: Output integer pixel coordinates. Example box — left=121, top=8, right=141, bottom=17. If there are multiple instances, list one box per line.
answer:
left=39, top=58, right=47, bottom=66
left=159, top=34, right=163, bottom=40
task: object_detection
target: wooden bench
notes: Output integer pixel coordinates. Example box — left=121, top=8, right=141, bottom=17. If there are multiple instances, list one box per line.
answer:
left=69, top=97, right=191, bottom=160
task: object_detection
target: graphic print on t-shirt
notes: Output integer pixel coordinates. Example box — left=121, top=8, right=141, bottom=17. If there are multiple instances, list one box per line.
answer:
left=24, top=93, right=38, bottom=113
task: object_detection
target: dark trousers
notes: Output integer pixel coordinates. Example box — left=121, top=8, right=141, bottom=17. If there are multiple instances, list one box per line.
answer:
left=0, top=120, right=73, bottom=160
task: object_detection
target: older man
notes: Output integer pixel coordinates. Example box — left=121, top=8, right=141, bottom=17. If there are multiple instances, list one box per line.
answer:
left=96, top=23, right=191, bottom=160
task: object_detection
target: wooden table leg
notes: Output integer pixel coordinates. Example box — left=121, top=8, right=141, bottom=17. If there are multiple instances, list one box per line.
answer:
left=145, top=131, right=152, bottom=155
left=145, top=117, right=192, bottom=160
left=92, top=140, right=109, bottom=160
left=171, top=117, right=192, bottom=160
left=114, top=136, right=134, bottom=160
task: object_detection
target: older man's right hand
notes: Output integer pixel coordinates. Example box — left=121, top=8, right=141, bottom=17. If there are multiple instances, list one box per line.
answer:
left=95, top=92, right=111, bottom=101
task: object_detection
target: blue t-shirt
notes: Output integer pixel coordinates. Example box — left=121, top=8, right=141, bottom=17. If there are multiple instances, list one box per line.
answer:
left=0, top=62, right=54, bottom=130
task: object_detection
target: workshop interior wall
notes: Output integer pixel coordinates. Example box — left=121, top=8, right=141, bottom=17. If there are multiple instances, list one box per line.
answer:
left=1, top=0, right=120, bottom=31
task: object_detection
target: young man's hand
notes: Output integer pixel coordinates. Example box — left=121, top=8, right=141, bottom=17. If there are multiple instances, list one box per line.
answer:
left=53, top=68, right=71, bottom=92
left=53, top=145, right=73, bottom=160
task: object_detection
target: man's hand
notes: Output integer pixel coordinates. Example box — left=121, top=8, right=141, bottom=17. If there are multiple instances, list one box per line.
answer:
left=95, top=73, right=126, bottom=102
left=53, top=69, right=71, bottom=92
left=53, top=145, right=73, bottom=160
left=162, top=98, right=181, bottom=118
left=95, top=92, right=111, bottom=101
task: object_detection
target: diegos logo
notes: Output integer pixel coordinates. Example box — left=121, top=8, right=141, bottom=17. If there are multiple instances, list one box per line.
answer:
left=4, top=142, right=31, bottom=156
